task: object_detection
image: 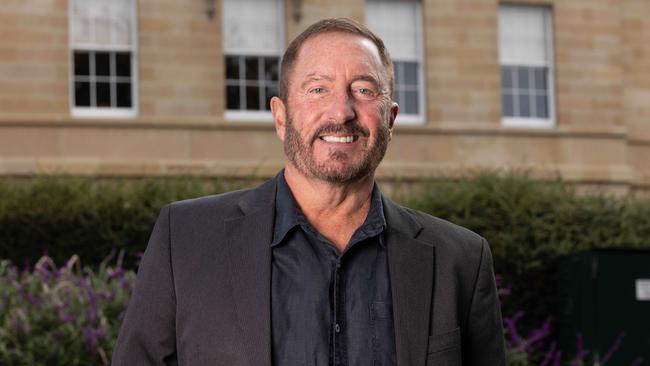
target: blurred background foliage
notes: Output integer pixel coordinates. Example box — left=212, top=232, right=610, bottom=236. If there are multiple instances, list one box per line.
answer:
left=1, top=171, right=649, bottom=364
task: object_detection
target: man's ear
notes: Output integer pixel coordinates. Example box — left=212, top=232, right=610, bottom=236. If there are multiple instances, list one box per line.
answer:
left=271, top=96, right=287, bottom=142
left=388, top=101, right=399, bottom=140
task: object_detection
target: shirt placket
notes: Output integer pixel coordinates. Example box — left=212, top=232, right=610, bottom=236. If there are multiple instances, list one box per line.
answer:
left=332, top=258, right=347, bottom=366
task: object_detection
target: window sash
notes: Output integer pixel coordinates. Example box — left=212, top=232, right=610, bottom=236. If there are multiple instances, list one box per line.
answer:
left=69, top=0, right=138, bottom=117
left=499, top=5, right=554, bottom=127
left=222, top=0, right=284, bottom=55
left=366, top=0, right=424, bottom=122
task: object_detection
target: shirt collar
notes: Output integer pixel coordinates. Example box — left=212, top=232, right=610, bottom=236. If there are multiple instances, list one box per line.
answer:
left=271, top=170, right=387, bottom=247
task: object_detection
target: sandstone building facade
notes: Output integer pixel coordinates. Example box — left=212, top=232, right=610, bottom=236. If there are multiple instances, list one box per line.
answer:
left=1, top=0, right=649, bottom=192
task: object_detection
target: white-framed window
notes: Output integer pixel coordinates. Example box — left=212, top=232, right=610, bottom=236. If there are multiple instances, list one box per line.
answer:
left=366, top=0, right=425, bottom=124
left=69, top=0, right=138, bottom=118
left=498, top=4, right=554, bottom=128
left=223, top=0, right=283, bottom=121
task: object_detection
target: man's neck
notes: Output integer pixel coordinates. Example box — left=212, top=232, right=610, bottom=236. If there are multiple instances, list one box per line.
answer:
left=283, top=165, right=375, bottom=252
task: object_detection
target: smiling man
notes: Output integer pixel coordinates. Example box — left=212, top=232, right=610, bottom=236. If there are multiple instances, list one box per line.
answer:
left=112, top=18, right=506, bottom=366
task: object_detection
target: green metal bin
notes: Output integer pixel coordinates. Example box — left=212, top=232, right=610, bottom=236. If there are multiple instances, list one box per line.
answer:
left=559, top=249, right=650, bottom=365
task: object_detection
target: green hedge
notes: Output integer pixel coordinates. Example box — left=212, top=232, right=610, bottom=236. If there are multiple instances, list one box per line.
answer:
left=1, top=172, right=649, bottom=331
left=403, top=171, right=650, bottom=328
left=0, top=176, right=233, bottom=269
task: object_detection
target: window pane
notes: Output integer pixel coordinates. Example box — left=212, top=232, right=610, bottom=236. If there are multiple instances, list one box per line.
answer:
left=403, top=62, right=418, bottom=86
left=264, top=57, right=279, bottom=82
left=535, top=95, right=548, bottom=118
left=499, top=5, right=551, bottom=64
left=96, top=82, right=111, bottom=107
left=403, top=90, right=418, bottom=115
left=517, top=67, right=530, bottom=89
left=223, top=0, right=283, bottom=54
left=502, top=93, right=514, bottom=117
left=112, top=0, right=133, bottom=46
left=95, top=52, right=111, bottom=76
left=245, top=86, right=260, bottom=110
left=116, top=52, right=131, bottom=77
left=75, top=81, right=91, bottom=106
left=74, top=51, right=90, bottom=76
left=394, top=62, right=403, bottom=87
left=116, top=82, right=132, bottom=107
left=265, top=85, right=278, bottom=111
left=518, top=93, right=531, bottom=117
left=534, top=67, right=547, bottom=91
left=366, top=0, right=420, bottom=59
left=245, top=57, right=259, bottom=81
left=226, top=56, right=240, bottom=80
left=226, top=85, right=240, bottom=110
left=501, top=66, right=513, bottom=89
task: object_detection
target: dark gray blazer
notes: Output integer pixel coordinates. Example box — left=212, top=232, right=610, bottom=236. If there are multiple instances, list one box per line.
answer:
left=112, top=176, right=506, bottom=366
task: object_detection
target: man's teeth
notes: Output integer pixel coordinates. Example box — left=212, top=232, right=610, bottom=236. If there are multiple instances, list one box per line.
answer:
left=320, top=136, right=355, bottom=143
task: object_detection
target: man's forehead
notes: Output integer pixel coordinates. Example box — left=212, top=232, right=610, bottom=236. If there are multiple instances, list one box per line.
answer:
left=296, top=32, right=381, bottom=62
left=292, top=32, right=383, bottom=75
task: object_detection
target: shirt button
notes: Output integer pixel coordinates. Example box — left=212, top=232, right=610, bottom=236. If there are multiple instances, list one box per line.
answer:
left=334, top=323, right=341, bottom=333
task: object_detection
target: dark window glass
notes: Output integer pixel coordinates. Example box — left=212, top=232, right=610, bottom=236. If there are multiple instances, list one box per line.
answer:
left=245, top=57, right=259, bottom=80
left=96, top=82, right=111, bottom=107
left=517, top=67, right=529, bottom=89
left=404, top=90, right=418, bottom=115
left=116, top=82, right=132, bottom=107
left=501, top=66, right=513, bottom=89
left=264, top=57, right=279, bottom=82
left=75, top=81, right=91, bottom=106
left=394, top=62, right=403, bottom=85
left=533, top=68, right=546, bottom=91
left=403, top=62, right=418, bottom=86
left=535, top=95, right=548, bottom=118
left=226, top=85, right=240, bottom=110
left=265, top=85, right=278, bottom=111
left=95, top=52, right=111, bottom=77
left=518, top=93, right=531, bottom=117
left=74, top=51, right=90, bottom=76
left=502, top=93, right=514, bottom=117
left=116, top=52, right=131, bottom=77
left=226, top=56, right=240, bottom=80
left=245, top=86, right=260, bottom=110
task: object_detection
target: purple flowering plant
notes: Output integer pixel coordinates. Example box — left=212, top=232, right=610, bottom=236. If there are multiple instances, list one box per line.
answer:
left=0, top=250, right=135, bottom=365
left=498, top=276, right=645, bottom=366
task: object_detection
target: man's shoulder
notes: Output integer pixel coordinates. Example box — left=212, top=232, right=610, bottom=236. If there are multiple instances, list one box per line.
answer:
left=165, top=178, right=276, bottom=221
left=388, top=201, right=487, bottom=257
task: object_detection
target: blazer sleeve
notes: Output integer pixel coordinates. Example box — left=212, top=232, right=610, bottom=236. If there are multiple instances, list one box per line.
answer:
left=463, top=238, right=506, bottom=366
left=112, top=205, right=178, bottom=365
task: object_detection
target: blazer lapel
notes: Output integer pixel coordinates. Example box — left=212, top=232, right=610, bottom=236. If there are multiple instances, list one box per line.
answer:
left=225, top=179, right=277, bottom=366
left=384, top=197, right=436, bottom=366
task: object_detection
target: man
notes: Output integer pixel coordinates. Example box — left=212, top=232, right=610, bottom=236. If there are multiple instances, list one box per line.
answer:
left=113, top=18, right=505, bottom=366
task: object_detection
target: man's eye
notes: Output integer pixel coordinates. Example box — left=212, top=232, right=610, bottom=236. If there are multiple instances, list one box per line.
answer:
left=356, top=88, right=376, bottom=97
left=310, top=87, right=325, bottom=94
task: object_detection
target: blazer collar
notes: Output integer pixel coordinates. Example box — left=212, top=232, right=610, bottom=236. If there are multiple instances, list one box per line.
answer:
left=384, top=196, right=436, bottom=366
left=225, top=176, right=277, bottom=366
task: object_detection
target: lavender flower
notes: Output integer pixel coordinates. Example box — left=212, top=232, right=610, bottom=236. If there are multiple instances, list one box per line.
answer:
left=601, top=332, right=625, bottom=365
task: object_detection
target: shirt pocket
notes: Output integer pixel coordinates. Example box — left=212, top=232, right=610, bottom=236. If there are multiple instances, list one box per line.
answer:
left=426, top=327, right=461, bottom=366
left=370, top=301, right=396, bottom=366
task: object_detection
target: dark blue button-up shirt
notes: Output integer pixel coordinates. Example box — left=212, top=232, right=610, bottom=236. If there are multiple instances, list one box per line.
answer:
left=271, top=172, right=396, bottom=366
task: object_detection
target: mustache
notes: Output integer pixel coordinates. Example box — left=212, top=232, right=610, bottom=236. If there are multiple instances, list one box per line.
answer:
left=311, top=122, right=370, bottom=142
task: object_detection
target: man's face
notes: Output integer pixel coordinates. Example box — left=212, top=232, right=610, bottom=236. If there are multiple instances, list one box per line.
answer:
left=272, top=32, right=398, bottom=184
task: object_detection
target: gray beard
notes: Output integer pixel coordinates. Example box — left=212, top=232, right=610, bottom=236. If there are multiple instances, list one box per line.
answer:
left=283, top=115, right=390, bottom=185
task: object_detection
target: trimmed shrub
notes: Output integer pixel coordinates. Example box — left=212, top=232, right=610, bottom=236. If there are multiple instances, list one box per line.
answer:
left=403, top=171, right=650, bottom=329
left=0, top=176, right=233, bottom=268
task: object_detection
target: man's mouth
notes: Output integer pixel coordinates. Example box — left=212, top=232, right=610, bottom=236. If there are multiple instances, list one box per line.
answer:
left=319, top=135, right=358, bottom=143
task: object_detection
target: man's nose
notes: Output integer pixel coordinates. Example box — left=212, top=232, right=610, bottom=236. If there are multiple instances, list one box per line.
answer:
left=326, top=90, right=356, bottom=123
